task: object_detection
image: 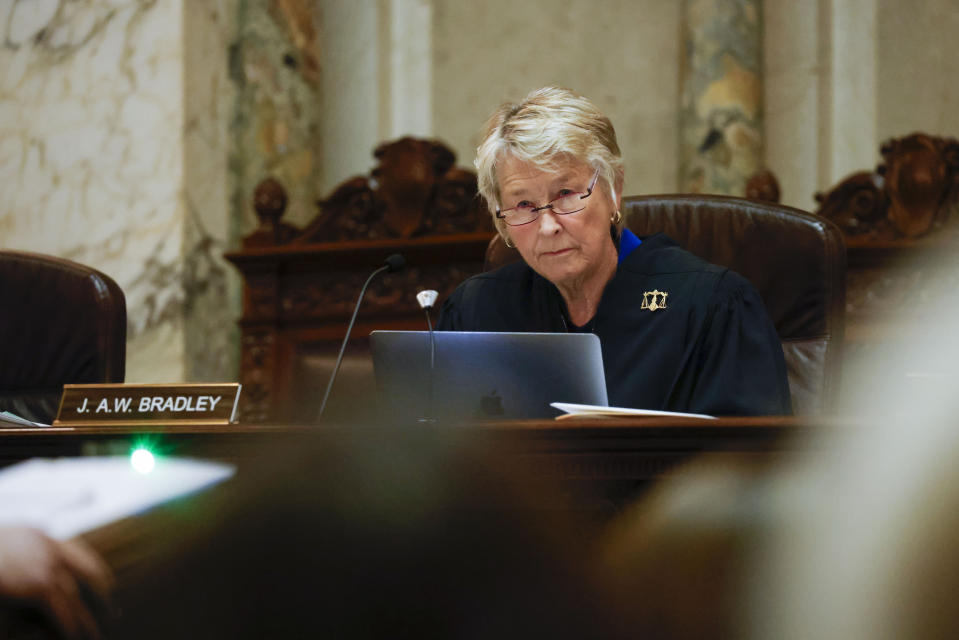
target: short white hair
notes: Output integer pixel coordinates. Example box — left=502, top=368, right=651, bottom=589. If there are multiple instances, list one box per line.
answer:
left=475, top=87, right=625, bottom=237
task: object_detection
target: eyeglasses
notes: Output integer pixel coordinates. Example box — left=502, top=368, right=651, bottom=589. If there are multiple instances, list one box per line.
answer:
left=496, top=168, right=601, bottom=226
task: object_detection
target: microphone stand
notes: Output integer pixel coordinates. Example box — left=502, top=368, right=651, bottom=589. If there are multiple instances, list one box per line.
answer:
left=317, top=254, right=405, bottom=422
left=416, top=290, right=439, bottom=423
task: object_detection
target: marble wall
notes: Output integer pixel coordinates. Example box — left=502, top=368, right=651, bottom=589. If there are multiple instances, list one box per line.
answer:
left=316, top=0, right=959, bottom=215
left=184, top=1, right=239, bottom=382
left=766, top=0, right=877, bottom=210
left=877, top=0, right=959, bottom=142
left=317, top=0, right=685, bottom=199
left=230, top=0, right=322, bottom=233
left=821, top=0, right=878, bottom=189
left=0, top=0, right=323, bottom=384
left=765, top=0, right=959, bottom=211
left=315, top=0, right=461, bottom=197
left=431, top=0, right=682, bottom=198
left=763, top=0, right=822, bottom=211
left=316, top=0, right=381, bottom=196
left=678, top=0, right=763, bottom=195
left=0, top=0, right=192, bottom=382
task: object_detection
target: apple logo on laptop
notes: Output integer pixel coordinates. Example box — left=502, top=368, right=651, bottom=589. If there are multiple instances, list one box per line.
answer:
left=480, top=389, right=504, bottom=416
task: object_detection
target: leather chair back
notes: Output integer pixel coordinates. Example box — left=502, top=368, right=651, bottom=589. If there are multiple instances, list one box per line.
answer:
left=484, top=195, right=846, bottom=415
left=0, top=251, right=127, bottom=423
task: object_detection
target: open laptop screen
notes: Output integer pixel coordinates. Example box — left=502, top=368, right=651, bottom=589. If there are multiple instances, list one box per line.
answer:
left=370, top=331, right=608, bottom=422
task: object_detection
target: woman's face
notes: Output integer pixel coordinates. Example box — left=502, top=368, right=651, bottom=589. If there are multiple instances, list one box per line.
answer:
left=497, top=155, right=618, bottom=291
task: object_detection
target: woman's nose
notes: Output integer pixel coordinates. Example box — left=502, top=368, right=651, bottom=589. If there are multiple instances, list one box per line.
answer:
left=537, top=209, right=562, bottom=234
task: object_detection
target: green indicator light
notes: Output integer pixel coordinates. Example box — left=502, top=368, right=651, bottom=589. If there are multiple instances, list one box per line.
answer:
left=130, top=448, right=156, bottom=474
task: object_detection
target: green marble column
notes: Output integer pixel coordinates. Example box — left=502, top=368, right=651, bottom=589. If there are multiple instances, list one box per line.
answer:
left=679, top=0, right=764, bottom=195
left=229, top=0, right=323, bottom=240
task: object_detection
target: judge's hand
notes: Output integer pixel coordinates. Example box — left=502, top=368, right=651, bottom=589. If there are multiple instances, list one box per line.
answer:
left=0, top=526, right=113, bottom=639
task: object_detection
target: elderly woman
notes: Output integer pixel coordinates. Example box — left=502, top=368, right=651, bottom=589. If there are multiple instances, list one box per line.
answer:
left=437, top=87, right=790, bottom=416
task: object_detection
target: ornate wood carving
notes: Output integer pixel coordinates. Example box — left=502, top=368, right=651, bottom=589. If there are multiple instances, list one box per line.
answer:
left=268, top=137, right=494, bottom=243
left=243, top=178, right=300, bottom=248
left=815, top=133, right=959, bottom=241
left=881, top=134, right=959, bottom=238
left=225, top=137, right=495, bottom=422
left=279, top=265, right=476, bottom=320
left=814, top=172, right=887, bottom=237
left=812, top=133, right=959, bottom=353
left=237, top=329, right=276, bottom=423
left=744, top=168, right=781, bottom=203
left=244, top=273, right=280, bottom=320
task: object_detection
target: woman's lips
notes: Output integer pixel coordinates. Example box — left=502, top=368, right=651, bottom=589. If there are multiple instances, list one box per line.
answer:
left=543, top=248, right=572, bottom=257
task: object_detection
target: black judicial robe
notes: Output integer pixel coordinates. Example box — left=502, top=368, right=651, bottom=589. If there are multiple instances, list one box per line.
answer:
left=437, top=233, right=791, bottom=416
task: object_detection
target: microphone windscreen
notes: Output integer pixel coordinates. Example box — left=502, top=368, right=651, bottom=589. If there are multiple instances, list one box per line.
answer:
left=416, top=289, right=439, bottom=309
left=385, top=253, right=406, bottom=273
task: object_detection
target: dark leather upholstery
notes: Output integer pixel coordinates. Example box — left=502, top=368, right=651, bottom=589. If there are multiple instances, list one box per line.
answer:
left=0, top=251, right=127, bottom=423
left=484, top=195, right=846, bottom=414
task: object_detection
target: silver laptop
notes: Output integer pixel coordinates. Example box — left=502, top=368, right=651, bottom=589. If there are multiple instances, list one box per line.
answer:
left=369, top=331, right=608, bottom=422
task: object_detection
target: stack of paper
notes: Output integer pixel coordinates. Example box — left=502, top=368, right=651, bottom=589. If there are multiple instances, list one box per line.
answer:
left=0, top=411, right=47, bottom=427
left=0, top=457, right=235, bottom=539
left=551, top=402, right=715, bottom=420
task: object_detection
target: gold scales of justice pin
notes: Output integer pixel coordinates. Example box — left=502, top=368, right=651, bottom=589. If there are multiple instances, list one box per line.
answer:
left=641, top=290, right=668, bottom=312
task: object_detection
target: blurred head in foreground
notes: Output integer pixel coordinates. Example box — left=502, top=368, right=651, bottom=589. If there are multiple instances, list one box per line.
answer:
left=111, top=426, right=625, bottom=639
left=596, top=249, right=959, bottom=639
left=595, top=455, right=778, bottom=639
left=745, top=248, right=959, bottom=639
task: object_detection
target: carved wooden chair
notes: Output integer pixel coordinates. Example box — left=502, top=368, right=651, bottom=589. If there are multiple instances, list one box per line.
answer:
left=0, top=251, right=127, bottom=423
left=485, top=195, right=847, bottom=415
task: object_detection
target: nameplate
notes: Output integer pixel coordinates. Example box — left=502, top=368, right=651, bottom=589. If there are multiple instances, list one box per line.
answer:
left=54, top=383, right=241, bottom=426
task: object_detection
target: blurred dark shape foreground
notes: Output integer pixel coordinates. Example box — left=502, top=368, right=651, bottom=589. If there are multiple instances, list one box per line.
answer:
left=108, top=426, right=629, bottom=639
left=595, top=249, right=959, bottom=639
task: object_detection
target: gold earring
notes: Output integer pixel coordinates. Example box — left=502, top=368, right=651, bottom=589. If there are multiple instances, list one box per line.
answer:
left=611, top=209, right=622, bottom=225
left=504, top=236, right=515, bottom=248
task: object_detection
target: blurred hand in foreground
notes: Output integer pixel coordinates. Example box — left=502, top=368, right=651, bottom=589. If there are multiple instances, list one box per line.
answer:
left=0, top=526, right=113, bottom=639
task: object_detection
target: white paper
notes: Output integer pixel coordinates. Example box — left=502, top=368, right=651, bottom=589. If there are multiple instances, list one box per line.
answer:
left=551, top=402, right=716, bottom=420
left=0, top=457, right=235, bottom=539
left=0, top=411, right=48, bottom=427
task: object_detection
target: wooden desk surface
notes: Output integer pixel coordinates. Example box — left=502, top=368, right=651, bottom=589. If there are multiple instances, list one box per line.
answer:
left=0, top=415, right=810, bottom=482
left=0, top=415, right=801, bottom=447
left=0, top=414, right=802, bottom=437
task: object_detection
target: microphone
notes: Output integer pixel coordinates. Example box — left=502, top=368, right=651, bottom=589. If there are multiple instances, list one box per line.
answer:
left=317, top=253, right=406, bottom=422
left=416, top=289, right=439, bottom=423
left=416, top=290, right=438, bottom=312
